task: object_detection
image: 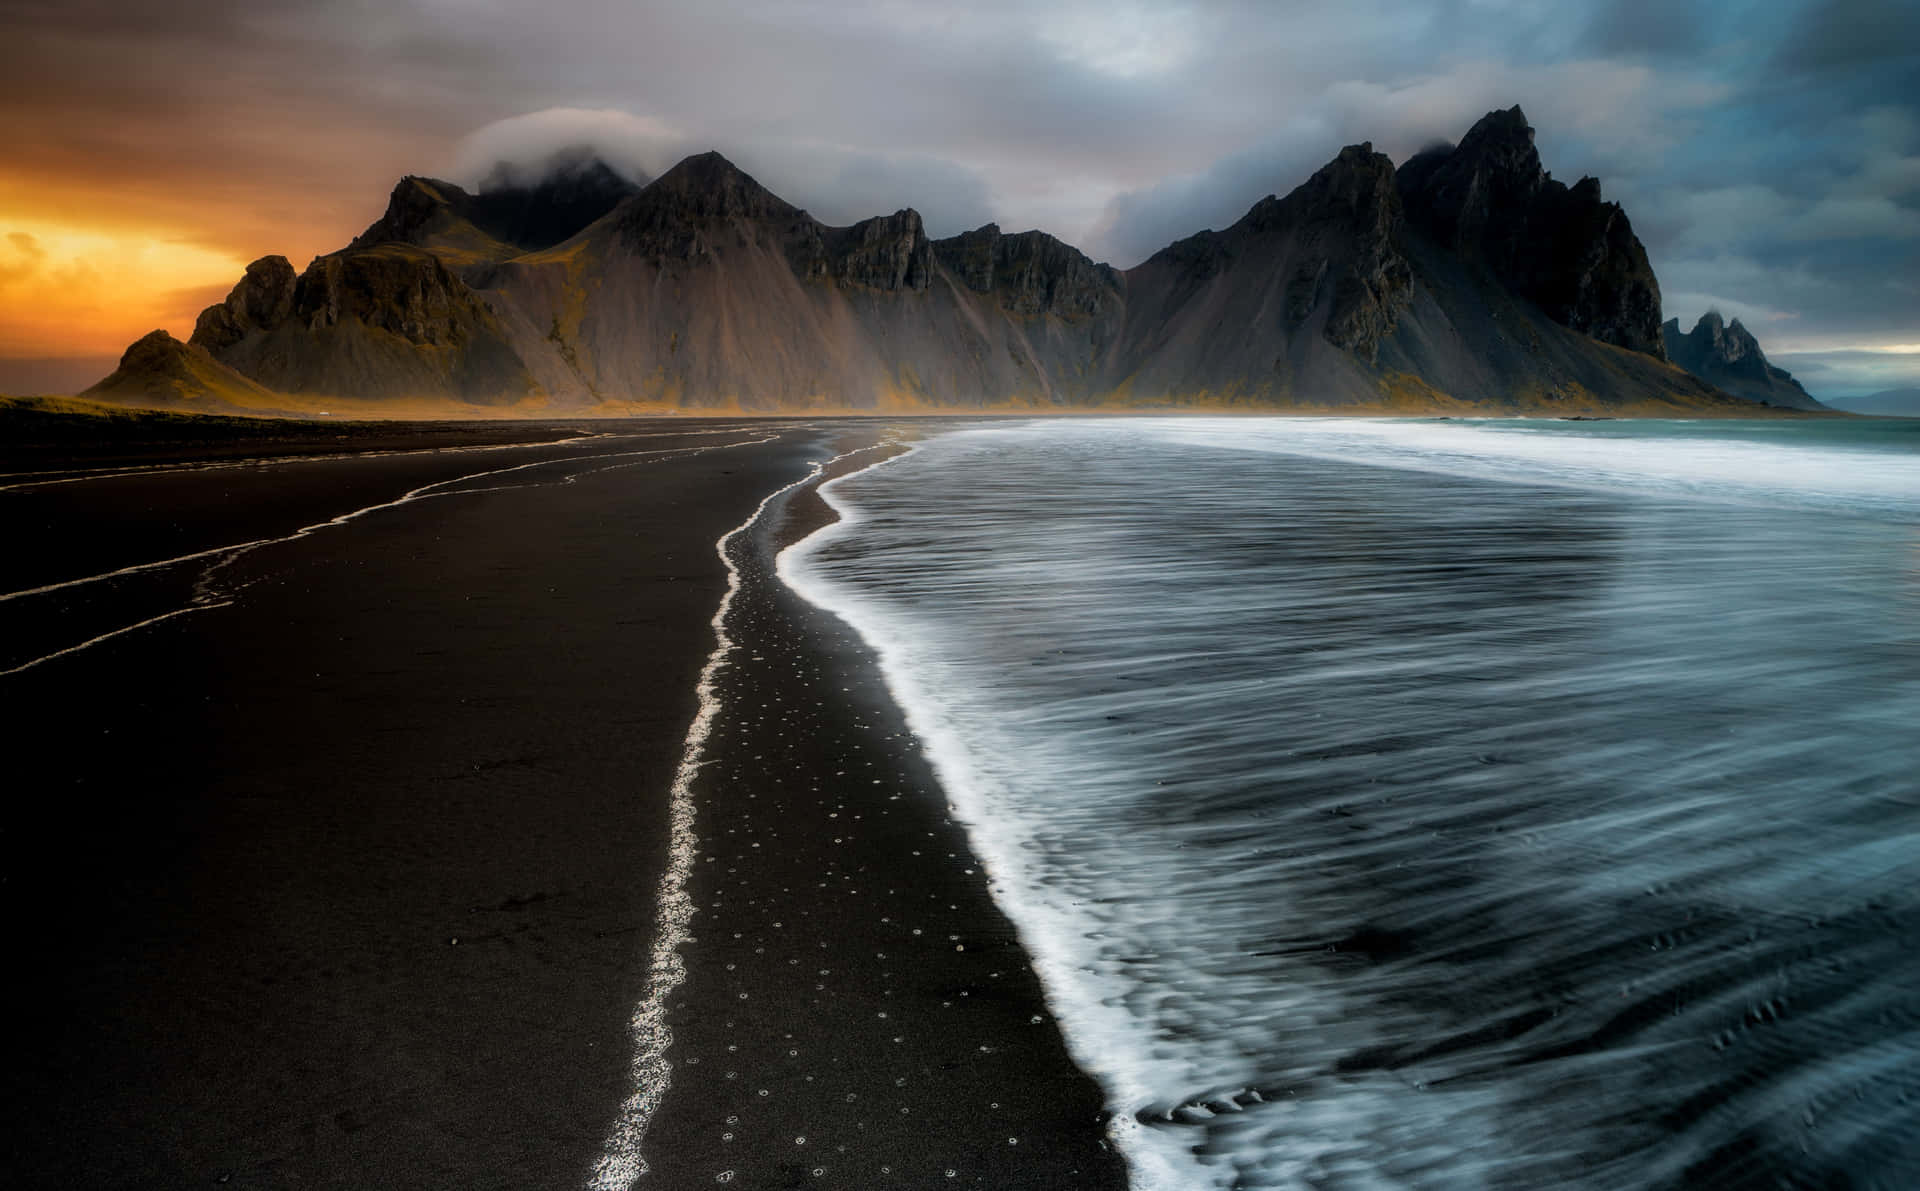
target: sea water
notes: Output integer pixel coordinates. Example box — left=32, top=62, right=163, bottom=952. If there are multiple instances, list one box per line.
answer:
left=779, top=417, right=1920, bottom=1190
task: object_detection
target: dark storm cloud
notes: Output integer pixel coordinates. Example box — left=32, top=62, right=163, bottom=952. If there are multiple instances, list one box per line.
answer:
left=1, top=0, right=1913, bottom=389
left=1582, top=0, right=1707, bottom=57
left=1776, top=0, right=1920, bottom=72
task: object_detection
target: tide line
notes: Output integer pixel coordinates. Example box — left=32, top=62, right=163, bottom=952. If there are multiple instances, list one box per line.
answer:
left=1, top=436, right=777, bottom=677
left=589, top=437, right=899, bottom=1191
left=0, top=602, right=232, bottom=679
left=0, top=424, right=777, bottom=493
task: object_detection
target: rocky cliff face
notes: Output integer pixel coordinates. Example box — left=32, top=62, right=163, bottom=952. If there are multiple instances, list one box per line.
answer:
left=350, top=177, right=474, bottom=254
left=192, top=255, right=297, bottom=352
left=932, top=225, right=1121, bottom=318
left=619, top=154, right=933, bottom=292
left=1398, top=106, right=1667, bottom=359
left=616, top=151, right=800, bottom=260
left=101, top=111, right=1790, bottom=415
left=1289, top=143, right=1413, bottom=358
left=296, top=247, right=489, bottom=346
left=1110, top=141, right=1414, bottom=400
left=795, top=210, right=933, bottom=292
left=187, top=243, right=535, bottom=404
left=1663, top=312, right=1824, bottom=409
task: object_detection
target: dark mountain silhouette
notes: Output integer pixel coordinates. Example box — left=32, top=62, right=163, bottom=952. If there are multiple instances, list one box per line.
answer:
left=471, top=147, right=647, bottom=252
left=1396, top=106, right=1665, bottom=359
left=93, top=114, right=1796, bottom=415
left=1662, top=312, right=1825, bottom=410
left=351, top=151, right=644, bottom=259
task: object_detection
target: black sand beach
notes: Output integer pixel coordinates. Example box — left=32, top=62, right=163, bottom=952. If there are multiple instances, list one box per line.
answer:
left=1, top=418, right=1122, bottom=1188
left=636, top=449, right=1124, bottom=1188
left=0, top=400, right=604, bottom=473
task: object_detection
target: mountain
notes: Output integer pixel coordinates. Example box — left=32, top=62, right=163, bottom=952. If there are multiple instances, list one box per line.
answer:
left=1397, top=106, right=1665, bottom=359
left=470, top=147, right=647, bottom=253
left=1661, top=312, right=1825, bottom=410
left=83, top=330, right=282, bottom=409
left=1821, top=387, right=1920, bottom=416
left=92, top=116, right=1788, bottom=415
left=186, top=243, right=538, bottom=405
left=349, top=151, right=645, bottom=262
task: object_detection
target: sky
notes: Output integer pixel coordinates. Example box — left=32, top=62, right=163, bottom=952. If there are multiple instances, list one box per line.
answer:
left=0, top=0, right=1914, bottom=397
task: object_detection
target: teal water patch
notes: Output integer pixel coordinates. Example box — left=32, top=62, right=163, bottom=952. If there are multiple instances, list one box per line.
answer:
left=783, top=418, right=1920, bottom=1190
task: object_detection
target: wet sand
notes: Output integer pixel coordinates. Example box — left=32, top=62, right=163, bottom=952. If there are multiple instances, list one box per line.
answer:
left=0, top=402, right=604, bottom=473
left=1, top=418, right=1122, bottom=1189
left=636, top=444, right=1125, bottom=1188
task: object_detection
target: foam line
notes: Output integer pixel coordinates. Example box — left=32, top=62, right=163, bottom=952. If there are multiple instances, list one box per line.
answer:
left=0, top=431, right=614, bottom=492
left=0, top=601, right=232, bottom=678
left=588, top=438, right=896, bottom=1191
left=2, top=439, right=773, bottom=605
left=1, top=436, right=777, bottom=677
left=0, top=425, right=772, bottom=493
left=774, top=438, right=1208, bottom=1191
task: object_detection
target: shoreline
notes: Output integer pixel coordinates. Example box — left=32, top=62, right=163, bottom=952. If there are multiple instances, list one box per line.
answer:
left=590, top=432, right=912, bottom=1188
left=776, top=443, right=1191, bottom=1188
left=1, top=397, right=1849, bottom=473
left=630, top=425, right=1127, bottom=1188
left=2, top=419, right=1126, bottom=1189
left=2, top=427, right=827, bottom=1187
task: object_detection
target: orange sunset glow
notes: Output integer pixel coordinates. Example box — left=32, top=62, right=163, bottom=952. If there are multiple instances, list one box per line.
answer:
left=0, top=213, right=246, bottom=358
left=0, top=144, right=435, bottom=385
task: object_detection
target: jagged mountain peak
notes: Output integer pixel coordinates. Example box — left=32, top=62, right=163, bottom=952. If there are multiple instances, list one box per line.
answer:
left=640, top=151, right=797, bottom=221
left=1449, top=105, right=1539, bottom=175
left=1664, top=311, right=1824, bottom=409
left=1141, top=142, right=1399, bottom=277
left=610, top=150, right=806, bottom=264
left=350, top=175, right=476, bottom=252
left=1469, top=104, right=1534, bottom=141
left=1680, top=310, right=1760, bottom=356
left=1397, top=107, right=1664, bottom=358
left=192, top=254, right=297, bottom=352
left=1286, top=143, right=1398, bottom=217
left=1401, top=108, right=1545, bottom=234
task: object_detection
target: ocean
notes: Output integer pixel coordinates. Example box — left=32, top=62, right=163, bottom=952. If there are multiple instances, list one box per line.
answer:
left=779, top=417, right=1920, bottom=1190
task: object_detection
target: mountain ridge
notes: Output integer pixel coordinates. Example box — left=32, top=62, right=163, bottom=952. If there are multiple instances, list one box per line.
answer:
left=1662, top=312, right=1825, bottom=410
left=87, top=113, right=1807, bottom=416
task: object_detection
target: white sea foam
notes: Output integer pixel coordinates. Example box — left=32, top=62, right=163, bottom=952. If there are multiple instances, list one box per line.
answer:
left=1128, top=416, right=1920, bottom=521
left=779, top=444, right=1225, bottom=1190
left=778, top=417, right=1920, bottom=1190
